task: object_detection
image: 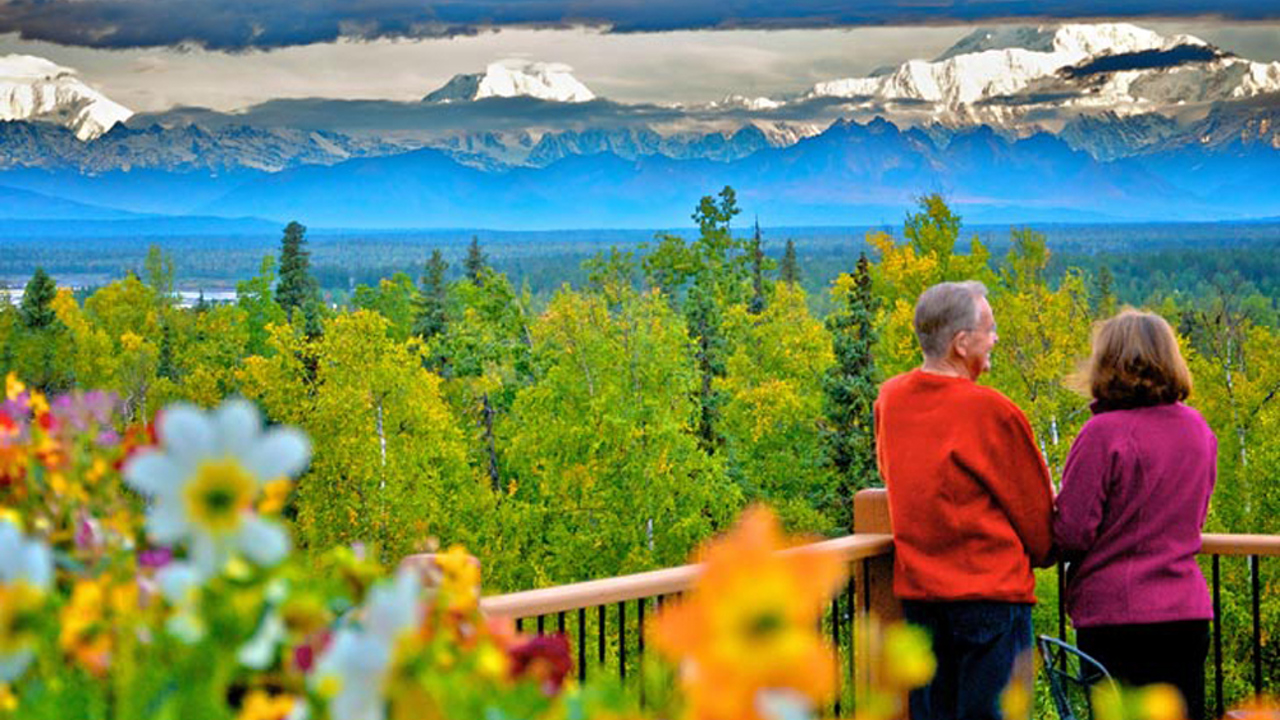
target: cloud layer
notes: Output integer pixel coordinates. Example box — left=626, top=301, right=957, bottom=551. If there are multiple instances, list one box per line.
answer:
left=6, top=0, right=1280, bottom=50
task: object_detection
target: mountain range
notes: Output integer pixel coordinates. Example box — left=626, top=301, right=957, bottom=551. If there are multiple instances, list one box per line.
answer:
left=3, top=22, right=1280, bottom=229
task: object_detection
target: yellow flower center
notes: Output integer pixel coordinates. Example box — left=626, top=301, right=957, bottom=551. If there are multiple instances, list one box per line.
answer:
left=184, top=458, right=255, bottom=534
left=744, top=609, right=785, bottom=640
left=0, top=582, right=44, bottom=654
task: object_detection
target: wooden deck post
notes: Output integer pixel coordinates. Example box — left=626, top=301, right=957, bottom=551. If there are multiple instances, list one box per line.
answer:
left=853, top=488, right=902, bottom=698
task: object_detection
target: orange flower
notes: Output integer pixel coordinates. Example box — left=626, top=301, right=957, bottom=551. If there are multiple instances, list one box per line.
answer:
left=649, top=506, right=847, bottom=720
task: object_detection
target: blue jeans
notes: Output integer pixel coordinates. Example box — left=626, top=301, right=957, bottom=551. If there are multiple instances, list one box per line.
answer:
left=902, top=600, right=1033, bottom=720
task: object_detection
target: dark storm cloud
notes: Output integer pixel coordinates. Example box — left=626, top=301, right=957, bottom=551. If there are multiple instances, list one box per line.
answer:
left=6, top=0, right=1280, bottom=50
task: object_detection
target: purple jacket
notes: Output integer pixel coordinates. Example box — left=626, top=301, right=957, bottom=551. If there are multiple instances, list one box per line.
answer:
left=1054, top=402, right=1217, bottom=628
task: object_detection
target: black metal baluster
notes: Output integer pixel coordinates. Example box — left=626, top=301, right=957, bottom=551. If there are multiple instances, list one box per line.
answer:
left=832, top=594, right=842, bottom=716
left=1057, top=560, right=1067, bottom=640
left=847, top=576, right=857, bottom=711
left=1213, top=555, right=1223, bottom=720
left=515, top=617, right=523, bottom=632
left=558, top=611, right=566, bottom=635
left=637, top=598, right=645, bottom=656
left=537, top=614, right=545, bottom=636
left=1252, top=555, right=1262, bottom=694
left=598, top=604, right=607, bottom=667
left=578, top=607, right=587, bottom=682
left=619, top=601, right=627, bottom=681
left=638, top=597, right=647, bottom=707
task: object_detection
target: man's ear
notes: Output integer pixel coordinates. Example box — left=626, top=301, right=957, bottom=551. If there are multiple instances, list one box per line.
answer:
left=951, top=331, right=970, bottom=359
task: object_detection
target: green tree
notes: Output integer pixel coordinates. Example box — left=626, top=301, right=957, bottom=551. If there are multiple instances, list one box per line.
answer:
left=19, top=267, right=58, bottom=330
left=822, top=253, right=881, bottom=528
left=238, top=255, right=288, bottom=358
left=720, top=281, right=834, bottom=533
left=412, top=249, right=450, bottom=342
left=275, top=221, right=320, bottom=323
left=868, top=194, right=991, bottom=375
left=500, top=286, right=739, bottom=587
left=986, top=229, right=1093, bottom=476
left=780, top=239, right=800, bottom=286
left=748, top=219, right=767, bottom=315
left=465, top=236, right=488, bottom=285
left=353, top=272, right=416, bottom=342
left=1091, top=264, right=1118, bottom=319
left=239, top=311, right=482, bottom=562
left=143, top=243, right=176, bottom=308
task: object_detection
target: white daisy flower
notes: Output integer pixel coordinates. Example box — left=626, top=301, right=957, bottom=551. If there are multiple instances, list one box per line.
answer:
left=0, top=519, right=54, bottom=682
left=311, top=568, right=422, bottom=720
left=124, top=399, right=310, bottom=581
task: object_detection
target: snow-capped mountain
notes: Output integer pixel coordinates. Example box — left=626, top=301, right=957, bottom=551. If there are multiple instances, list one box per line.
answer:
left=423, top=59, right=595, bottom=103
left=0, top=55, right=131, bottom=141
left=804, top=23, right=1280, bottom=128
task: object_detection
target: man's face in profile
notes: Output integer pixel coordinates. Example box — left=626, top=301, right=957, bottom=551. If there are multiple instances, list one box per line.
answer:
left=957, top=296, right=998, bottom=379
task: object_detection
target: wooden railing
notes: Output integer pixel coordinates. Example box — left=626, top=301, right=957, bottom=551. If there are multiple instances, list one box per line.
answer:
left=479, top=532, right=894, bottom=618
left=408, top=490, right=1279, bottom=716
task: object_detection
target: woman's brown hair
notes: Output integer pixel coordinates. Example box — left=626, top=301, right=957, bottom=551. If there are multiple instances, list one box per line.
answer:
left=1076, top=309, right=1192, bottom=407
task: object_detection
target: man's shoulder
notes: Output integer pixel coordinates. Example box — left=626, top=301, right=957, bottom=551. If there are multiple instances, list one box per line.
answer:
left=964, top=382, right=1029, bottom=420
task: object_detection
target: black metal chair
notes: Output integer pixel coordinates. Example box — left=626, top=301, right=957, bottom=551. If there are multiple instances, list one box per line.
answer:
left=1037, top=635, right=1118, bottom=720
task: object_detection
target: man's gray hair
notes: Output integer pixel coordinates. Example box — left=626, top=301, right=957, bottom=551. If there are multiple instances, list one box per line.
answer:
left=914, top=281, right=988, bottom=359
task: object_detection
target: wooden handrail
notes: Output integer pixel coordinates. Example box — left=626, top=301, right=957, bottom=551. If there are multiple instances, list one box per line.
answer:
left=480, top=532, right=894, bottom=619
left=475, top=530, right=1280, bottom=619
left=1200, top=533, right=1280, bottom=556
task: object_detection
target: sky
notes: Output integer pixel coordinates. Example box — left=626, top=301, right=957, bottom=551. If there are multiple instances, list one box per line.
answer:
left=2, top=1, right=1279, bottom=113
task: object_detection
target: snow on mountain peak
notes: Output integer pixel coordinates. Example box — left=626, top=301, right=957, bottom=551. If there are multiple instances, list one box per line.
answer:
left=425, top=59, right=595, bottom=103
left=802, top=22, right=1274, bottom=128
left=0, top=54, right=132, bottom=140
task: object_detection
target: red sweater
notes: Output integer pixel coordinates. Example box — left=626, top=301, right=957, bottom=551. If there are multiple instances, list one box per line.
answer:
left=874, top=370, right=1054, bottom=603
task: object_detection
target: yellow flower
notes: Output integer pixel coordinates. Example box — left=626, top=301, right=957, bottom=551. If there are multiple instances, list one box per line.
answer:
left=184, top=458, right=256, bottom=534
left=257, top=478, right=291, bottom=516
left=435, top=546, right=481, bottom=614
left=236, top=690, right=297, bottom=720
left=0, top=683, right=16, bottom=712
left=4, top=375, right=23, bottom=402
left=280, top=593, right=332, bottom=637
left=85, top=458, right=109, bottom=487
left=60, top=578, right=113, bottom=675
left=0, top=582, right=44, bottom=656
left=27, top=391, right=48, bottom=418
left=1137, top=684, right=1187, bottom=720
left=882, top=622, right=936, bottom=690
left=650, top=506, right=846, bottom=720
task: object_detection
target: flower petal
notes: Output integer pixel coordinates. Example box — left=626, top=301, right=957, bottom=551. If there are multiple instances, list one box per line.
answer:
left=246, top=428, right=311, bottom=482
left=157, top=562, right=202, bottom=603
left=188, top=533, right=226, bottom=581
left=147, top=499, right=191, bottom=545
left=124, top=451, right=187, bottom=497
left=238, top=611, right=286, bottom=670
left=158, top=404, right=215, bottom=462
left=15, top=538, right=52, bottom=590
left=237, top=517, right=291, bottom=568
left=0, top=648, right=34, bottom=682
left=364, top=568, right=421, bottom=641
left=214, top=399, right=261, bottom=457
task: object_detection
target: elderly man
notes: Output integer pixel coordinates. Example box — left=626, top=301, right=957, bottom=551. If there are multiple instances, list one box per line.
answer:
left=874, top=280, right=1054, bottom=720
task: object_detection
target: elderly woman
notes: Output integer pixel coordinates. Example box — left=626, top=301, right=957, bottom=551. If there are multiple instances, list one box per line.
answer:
left=1055, top=309, right=1217, bottom=720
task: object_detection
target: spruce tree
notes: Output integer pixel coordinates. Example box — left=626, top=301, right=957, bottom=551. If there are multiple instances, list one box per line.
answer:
left=1091, top=264, right=1117, bottom=318
left=823, top=253, right=881, bottom=526
left=157, top=321, right=177, bottom=381
left=748, top=219, right=766, bottom=315
left=143, top=243, right=175, bottom=307
left=19, top=267, right=57, bottom=330
left=412, top=249, right=449, bottom=341
left=465, top=236, right=488, bottom=285
left=780, top=239, right=800, bottom=286
left=275, top=221, right=320, bottom=321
